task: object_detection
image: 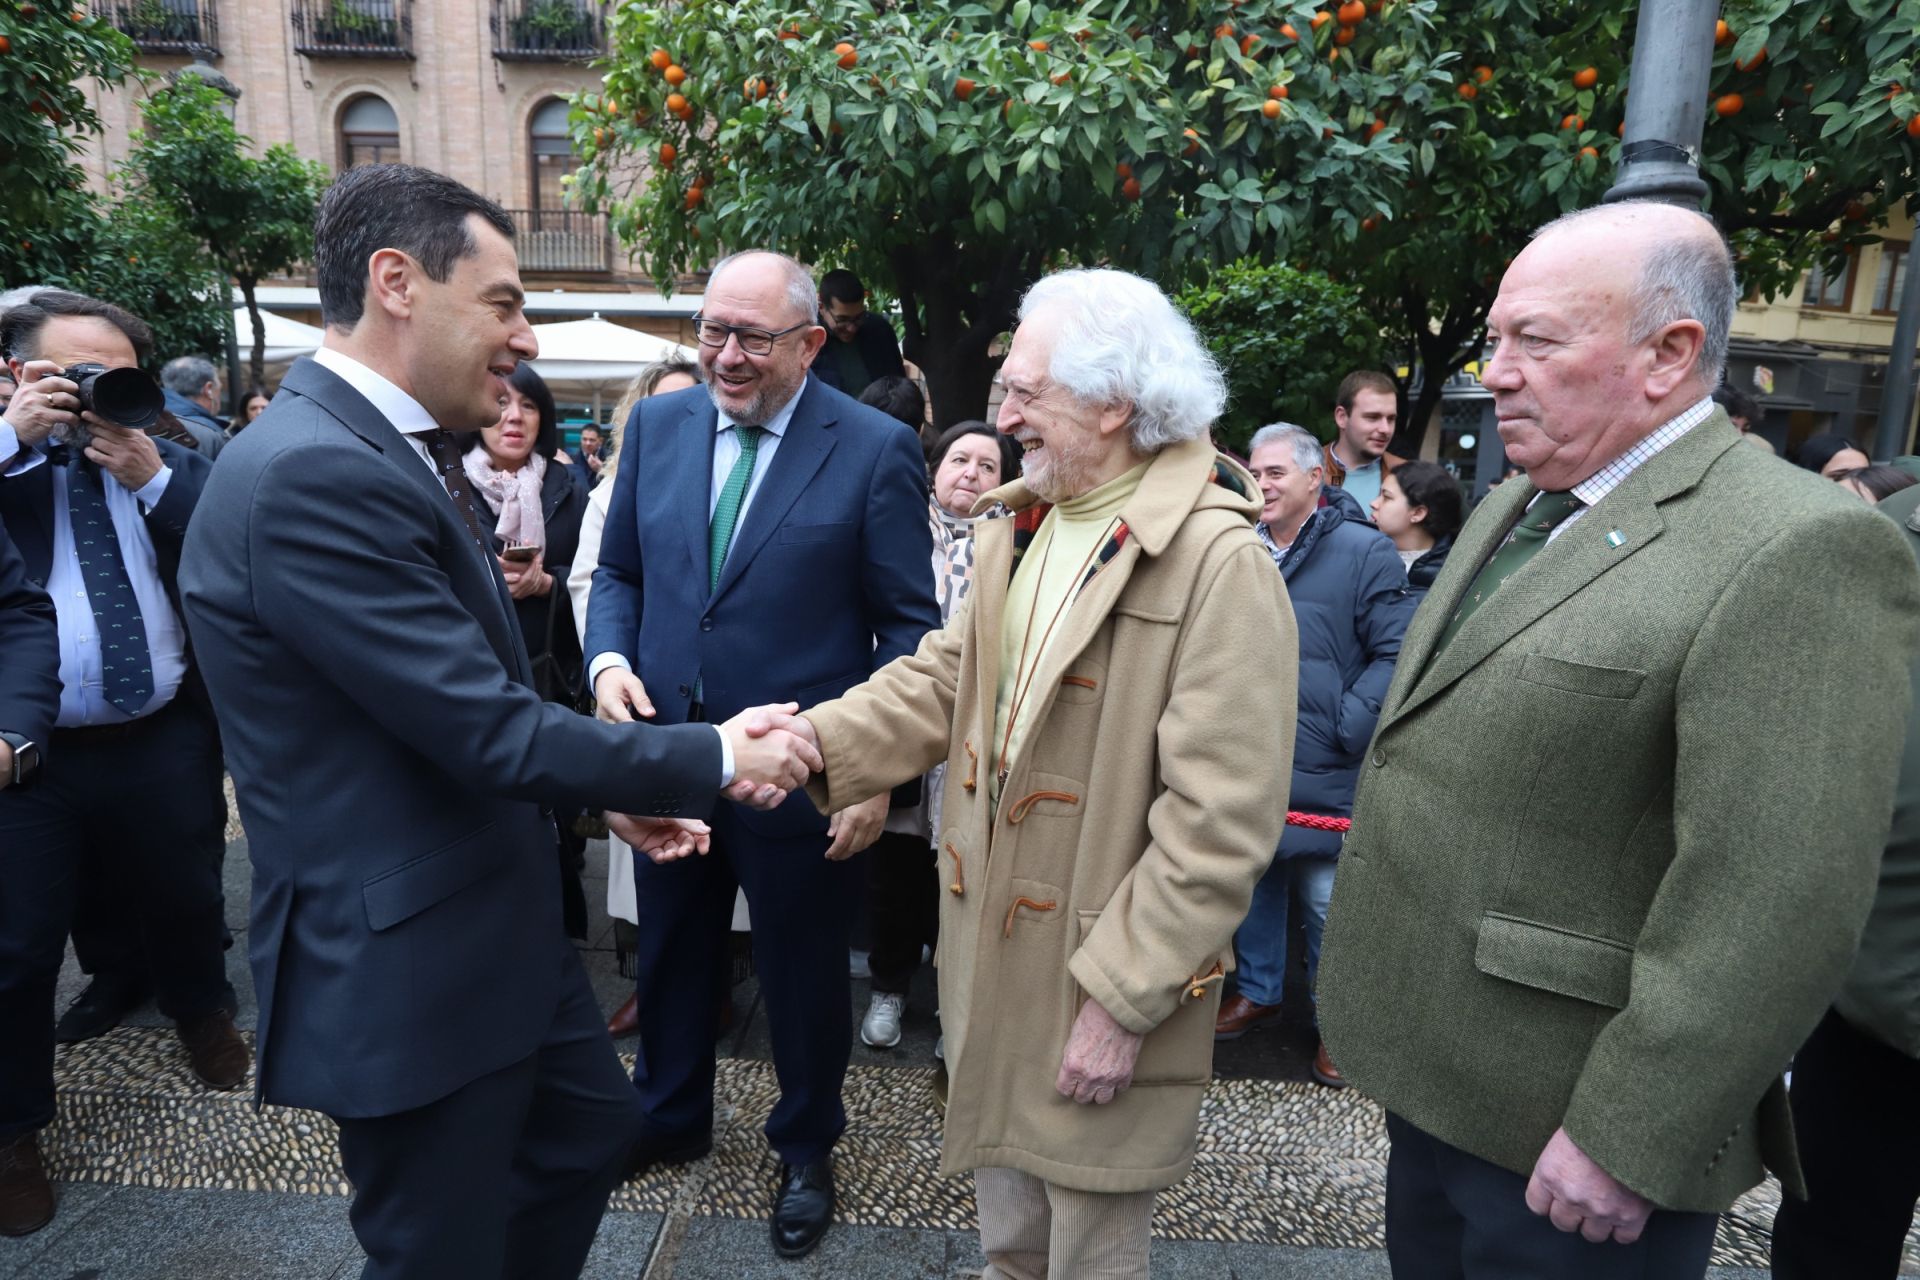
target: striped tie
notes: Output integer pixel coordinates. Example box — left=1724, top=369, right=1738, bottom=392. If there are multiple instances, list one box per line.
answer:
left=708, top=424, right=763, bottom=592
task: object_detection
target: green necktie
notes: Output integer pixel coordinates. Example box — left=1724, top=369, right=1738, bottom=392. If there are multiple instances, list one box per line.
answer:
left=708, top=424, right=763, bottom=592
left=1433, top=489, right=1585, bottom=652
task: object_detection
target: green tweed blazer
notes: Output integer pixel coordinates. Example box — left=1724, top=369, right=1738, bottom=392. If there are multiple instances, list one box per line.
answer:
left=1318, top=410, right=1920, bottom=1213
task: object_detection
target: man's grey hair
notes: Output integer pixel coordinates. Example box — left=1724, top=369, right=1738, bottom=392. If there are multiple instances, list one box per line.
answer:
left=1533, top=202, right=1736, bottom=388
left=1248, top=422, right=1324, bottom=476
left=706, top=251, right=818, bottom=327
left=161, top=355, right=219, bottom=395
left=1018, top=268, right=1227, bottom=454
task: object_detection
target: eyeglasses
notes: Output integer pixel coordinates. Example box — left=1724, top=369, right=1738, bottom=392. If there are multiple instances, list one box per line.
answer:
left=690, top=314, right=814, bottom=357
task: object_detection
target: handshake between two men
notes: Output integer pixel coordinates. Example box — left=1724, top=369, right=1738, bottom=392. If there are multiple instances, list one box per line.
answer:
left=593, top=670, right=882, bottom=865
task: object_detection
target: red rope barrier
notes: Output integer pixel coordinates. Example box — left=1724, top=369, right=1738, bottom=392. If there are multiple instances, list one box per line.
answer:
left=1285, top=811, right=1352, bottom=833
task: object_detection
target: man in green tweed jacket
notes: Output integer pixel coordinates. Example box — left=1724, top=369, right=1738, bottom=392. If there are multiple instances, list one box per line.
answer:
left=1317, top=200, right=1920, bottom=1278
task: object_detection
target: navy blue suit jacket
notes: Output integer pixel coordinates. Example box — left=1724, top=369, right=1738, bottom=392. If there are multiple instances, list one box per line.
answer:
left=0, top=519, right=58, bottom=748
left=585, top=375, right=939, bottom=838
left=179, top=357, right=725, bottom=1118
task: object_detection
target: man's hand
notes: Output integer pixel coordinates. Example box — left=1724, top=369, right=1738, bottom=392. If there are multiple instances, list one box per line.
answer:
left=824, top=793, right=887, bottom=861
left=498, top=549, right=551, bottom=601
left=594, top=668, right=655, bottom=723
left=586, top=453, right=603, bottom=474
left=1524, top=1127, right=1654, bottom=1245
left=83, top=418, right=163, bottom=493
left=5, top=362, right=79, bottom=448
left=608, top=813, right=712, bottom=864
left=0, top=740, right=11, bottom=791
left=1056, top=996, right=1146, bottom=1105
left=720, top=702, right=822, bottom=800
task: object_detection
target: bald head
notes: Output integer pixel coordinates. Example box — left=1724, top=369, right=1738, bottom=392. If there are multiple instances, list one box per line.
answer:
left=706, top=251, right=818, bottom=328
left=1481, top=202, right=1735, bottom=490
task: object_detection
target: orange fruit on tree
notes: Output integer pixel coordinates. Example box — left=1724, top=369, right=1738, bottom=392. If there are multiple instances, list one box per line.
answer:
left=1030, top=39, right=1051, bottom=51
left=592, top=126, right=607, bottom=146
left=1735, top=48, right=1765, bottom=72
left=1473, top=64, right=1493, bottom=84
left=650, top=48, right=671, bottom=70
left=1560, top=113, right=1584, bottom=130
left=835, top=41, right=857, bottom=68
left=1714, top=93, right=1743, bottom=117
left=1242, top=33, right=1261, bottom=55
left=1334, top=27, right=1356, bottom=45
left=1909, top=114, right=1920, bottom=138
left=1122, top=176, right=1142, bottom=201
left=659, top=142, right=677, bottom=166
left=1310, top=11, right=1332, bottom=29
left=664, top=64, right=686, bottom=86
left=1213, top=23, right=1234, bottom=39
left=1052, top=72, right=1070, bottom=85
left=1262, top=99, right=1282, bottom=119
left=1116, top=161, right=1133, bottom=178
left=1001, top=98, right=1011, bottom=117
left=1280, top=22, right=1300, bottom=39
left=955, top=77, right=976, bottom=101
left=1573, top=66, right=1598, bottom=89
left=1714, top=19, right=1732, bottom=47
left=1361, top=216, right=1379, bottom=231
left=1338, top=0, right=1367, bottom=25
left=1579, top=145, right=1598, bottom=159
left=1458, top=81, right=1478, bottom=99
left=0, top=34, right=11, bottom=53
left=685, top=187, right=703, bottom=210
left=1269, top=84, right=1289, bottom=99
left=666, top=93, right=688, bottom=114
left=1183, top=126, right=1200, bottom=155
left=779, top=25, right=800, bottom=40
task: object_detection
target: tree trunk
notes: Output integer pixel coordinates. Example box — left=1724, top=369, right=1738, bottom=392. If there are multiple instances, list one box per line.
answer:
left=890, top=236, right=1041, bottom=433
left=240, top=276, right=267, bottom=392
left=1390, top=281, right=1490, bottom=462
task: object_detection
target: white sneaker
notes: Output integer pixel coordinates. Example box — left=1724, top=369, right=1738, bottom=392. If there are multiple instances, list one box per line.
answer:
left=861, top=992, right=906, bottom=1048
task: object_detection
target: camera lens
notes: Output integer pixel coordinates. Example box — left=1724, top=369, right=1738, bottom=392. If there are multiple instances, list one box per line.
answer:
left=80, top=367, right=164, bottom=430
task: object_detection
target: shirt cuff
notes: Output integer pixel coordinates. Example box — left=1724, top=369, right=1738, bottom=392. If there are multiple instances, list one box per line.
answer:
left=714, top=725, right=734, bottom=786
left=133, top=466, right=173, bottom=509
left=0, top=419, right=42, bottom=477
left=587, top=651, right=631, bottom=688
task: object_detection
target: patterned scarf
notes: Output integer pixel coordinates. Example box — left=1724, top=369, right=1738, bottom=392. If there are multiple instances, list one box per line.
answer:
left=461, top=449, right=548, bottom=550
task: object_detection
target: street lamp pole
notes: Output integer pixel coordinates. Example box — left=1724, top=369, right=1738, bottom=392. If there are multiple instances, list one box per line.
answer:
left=1604, top=0, right=1718, bottom=208
left=166, top=45, right=244, bottom=417
left=1874, top=255, right=1920, bottom=460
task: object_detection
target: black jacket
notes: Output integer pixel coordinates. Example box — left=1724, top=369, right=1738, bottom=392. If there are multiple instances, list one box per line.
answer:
left=0, top=519, right=59, bottom=748
left=810, top=312, right=906, bottom=394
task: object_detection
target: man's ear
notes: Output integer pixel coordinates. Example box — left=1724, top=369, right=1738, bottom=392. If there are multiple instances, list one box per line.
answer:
left=1644, top=319, right=1708, bottom=401
left=367, top=247, right=415, bottom=321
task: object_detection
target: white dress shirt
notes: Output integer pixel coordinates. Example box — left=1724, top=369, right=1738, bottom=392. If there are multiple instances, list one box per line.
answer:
left=0, top=417, right=185, bottom=726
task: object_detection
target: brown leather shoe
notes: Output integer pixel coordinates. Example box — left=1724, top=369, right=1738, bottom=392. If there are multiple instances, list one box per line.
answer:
left=1312, top=1040, right=1348, bottom=1089
left=1214, top=992, right=1282, bottom=1041
left=177, top=1009, right=250, bottom=1091
left=607, top=993, right=639, bottom=1038
left=0, top=1133, right=54, bottom=1237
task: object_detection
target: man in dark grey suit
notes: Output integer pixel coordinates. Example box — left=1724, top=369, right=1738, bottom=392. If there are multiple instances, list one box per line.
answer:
left=179, top=164, right=820, bottom=1280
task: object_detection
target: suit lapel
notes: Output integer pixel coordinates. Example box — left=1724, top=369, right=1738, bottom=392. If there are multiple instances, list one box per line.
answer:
left=671, top=396, right=718, bottom=591
left=3, top=462, right=58, bottom=583
left=710, top=383, right=836, bottom=604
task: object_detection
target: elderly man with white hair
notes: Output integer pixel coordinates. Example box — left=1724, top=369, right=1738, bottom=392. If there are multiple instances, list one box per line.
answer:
left=765, top=267, right=1297, bottom=1276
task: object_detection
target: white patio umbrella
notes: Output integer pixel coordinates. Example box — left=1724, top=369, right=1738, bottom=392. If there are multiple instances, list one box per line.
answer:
left=527, top=314, right=698, bottom=420
left=232, top=306, right=326, bottom=367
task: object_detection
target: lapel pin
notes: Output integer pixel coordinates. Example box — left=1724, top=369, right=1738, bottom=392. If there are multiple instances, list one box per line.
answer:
left=1606, top=529, right=1627, bottom=548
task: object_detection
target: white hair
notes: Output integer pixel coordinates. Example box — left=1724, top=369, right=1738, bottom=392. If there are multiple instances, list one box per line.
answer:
left=706, top=250, right=818, bottom=326
left=1248, top=422, right=1324, bottom=475
left=1533, top=202, right=1736, bottom=388
left=1018, top=268, right=1227, bottom=453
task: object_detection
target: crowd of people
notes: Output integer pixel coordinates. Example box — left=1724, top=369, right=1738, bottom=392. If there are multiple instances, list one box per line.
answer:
left=1, top=162, right=1918, bottom=1280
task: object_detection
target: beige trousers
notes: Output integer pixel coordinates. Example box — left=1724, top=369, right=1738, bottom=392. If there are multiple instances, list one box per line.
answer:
left=973, top=1167, right=1155, bottom=1280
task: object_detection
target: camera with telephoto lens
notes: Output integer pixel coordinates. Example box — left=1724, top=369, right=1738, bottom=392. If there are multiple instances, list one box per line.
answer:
left=57, top=362, right=164, bottom=451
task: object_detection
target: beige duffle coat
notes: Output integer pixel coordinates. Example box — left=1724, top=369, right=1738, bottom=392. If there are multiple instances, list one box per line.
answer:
left=804, top=436, right=1297, bottom=1192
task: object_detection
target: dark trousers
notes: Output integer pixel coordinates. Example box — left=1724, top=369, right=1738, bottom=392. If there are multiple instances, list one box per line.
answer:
left=1384, top=1112, right=1718, bottom=1280
left=0, top=698, right=230, bottom=1140
left=628, top=802, right=860, bottom=1165
left=865, top=830, right=936, bottom=996
left=1772, top=1007, right=1920, bottom=1278
left=335, top=944, right=641, bottom=1280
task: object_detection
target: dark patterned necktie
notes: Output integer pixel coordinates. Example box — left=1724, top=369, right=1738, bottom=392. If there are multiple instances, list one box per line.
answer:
left=1433, top=489, right=1585, bottom=652
left=414, top=429, right=491, bottom=547
left=64, top=460, right=154, bottom=714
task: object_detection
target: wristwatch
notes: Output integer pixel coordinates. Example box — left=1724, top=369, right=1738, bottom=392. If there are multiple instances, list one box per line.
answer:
left=0, top=731, right=40, bottom=788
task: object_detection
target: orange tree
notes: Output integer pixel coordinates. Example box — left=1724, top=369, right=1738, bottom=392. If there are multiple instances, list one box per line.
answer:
left=571, top=0, right=1455, bottom=427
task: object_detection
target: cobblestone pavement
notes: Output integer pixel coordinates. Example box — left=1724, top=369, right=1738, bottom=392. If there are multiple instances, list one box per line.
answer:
left=0, top=825, right=1890, bottom=1278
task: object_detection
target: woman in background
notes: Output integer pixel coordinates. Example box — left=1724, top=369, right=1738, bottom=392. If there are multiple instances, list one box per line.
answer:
left=1369, top=460, right=1465, bottom=596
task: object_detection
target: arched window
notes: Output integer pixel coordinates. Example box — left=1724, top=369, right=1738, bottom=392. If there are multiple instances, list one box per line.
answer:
left=339, top=94, right=400, bottom=170
left=529, top=97, right=576, bottom=213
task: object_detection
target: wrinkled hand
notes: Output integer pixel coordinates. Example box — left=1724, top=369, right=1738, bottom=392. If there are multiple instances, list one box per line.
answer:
left=594, top=668, right=655, bottom=723
left=607, top=813, right=712, bottom=864
left=720, top=702, right=822, bottom=805
left=0, top=739, right=12, bottom=791
left=5, top=362, right=79, bottom=449
left=83, top=418, right=162, bottom=493
left=1056, top=996, right=1145, bottom=1105
left=499, top=549, right=551, bottom=600
left=824, top=793, right=887, bottom=861
left=1525, top=1127, right=1653, bottom=1245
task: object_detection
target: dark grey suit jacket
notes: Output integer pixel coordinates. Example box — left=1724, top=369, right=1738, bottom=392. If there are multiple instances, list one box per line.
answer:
left=0, top=518, right=58, bottom=748
left=180, top=356, right=723, bottom=1118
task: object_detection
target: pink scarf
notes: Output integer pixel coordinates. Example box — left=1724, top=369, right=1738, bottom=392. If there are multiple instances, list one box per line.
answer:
left=462, top=449, right=548, bottom=550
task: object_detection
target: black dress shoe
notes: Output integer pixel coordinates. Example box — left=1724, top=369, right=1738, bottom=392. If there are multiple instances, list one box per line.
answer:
left=624, top=1125, right=712, bottom=1179
left=771, top=1159, right=834, bottom=1259
left=54, top=973, right=151, bottom=1044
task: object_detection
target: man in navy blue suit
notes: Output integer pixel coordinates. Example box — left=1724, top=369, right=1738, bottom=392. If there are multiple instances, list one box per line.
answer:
left=179, top=166, right=821, bottom=1280
left=586, top=250, right=940, bottom=1258
left=0, top=291, right=245, bottom=1237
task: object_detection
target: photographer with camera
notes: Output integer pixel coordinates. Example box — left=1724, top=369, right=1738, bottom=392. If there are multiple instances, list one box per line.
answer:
left=0, top=290, right=243, bottom=1238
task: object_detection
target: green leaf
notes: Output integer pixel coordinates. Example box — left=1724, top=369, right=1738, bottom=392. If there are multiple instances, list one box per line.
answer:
left=984, top=197, right=1007, bottom=233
